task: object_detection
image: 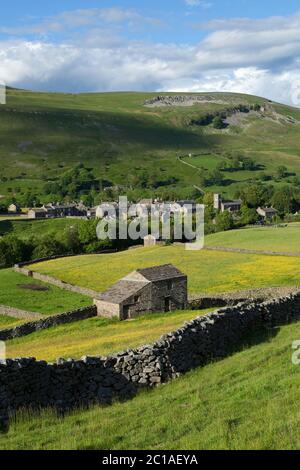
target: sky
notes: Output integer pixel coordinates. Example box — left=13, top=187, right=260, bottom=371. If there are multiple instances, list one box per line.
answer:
left=1, top=0, right=300, bottom=104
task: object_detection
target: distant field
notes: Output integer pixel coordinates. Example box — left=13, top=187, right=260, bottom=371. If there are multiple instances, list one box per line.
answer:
left=0, top=269, right=90, bottom=315
left=2, top=319, right=300, bottom=450
left=30, top=245, right=300, bottom=295
left=0, top=218, right=87, bottom=238
left=205, top=223, right=300, bottom=253
left=6, top=308, right=214, bottom=361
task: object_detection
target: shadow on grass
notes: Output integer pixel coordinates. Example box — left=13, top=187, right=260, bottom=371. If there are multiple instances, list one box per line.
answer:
left=1, top=318, right=283, bottom=433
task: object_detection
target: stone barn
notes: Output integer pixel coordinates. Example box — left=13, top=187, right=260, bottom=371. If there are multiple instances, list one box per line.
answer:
left=94, top=264, right=187, bottom=320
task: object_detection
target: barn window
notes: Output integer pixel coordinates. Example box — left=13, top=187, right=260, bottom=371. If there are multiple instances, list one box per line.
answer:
left=134, top=295, right=140, bottom=303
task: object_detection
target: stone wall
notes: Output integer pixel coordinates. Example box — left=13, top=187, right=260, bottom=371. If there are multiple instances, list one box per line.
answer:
left=0, top=306, right=44, bottom=321
left=1, top=290, right=300, bottom=431
left=14, top=265, right=98, bottom=298
left=205, top=245, right=300, bottom=257
left=0, top=306, right=97, bottom=341
left=188, top=286, right=300, bottom=309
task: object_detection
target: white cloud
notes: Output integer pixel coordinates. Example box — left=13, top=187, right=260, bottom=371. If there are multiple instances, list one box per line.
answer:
left=185, top=0, right=212, bottom=8
left=0, top=7, right=165, bottom=36
left=1, top=9, right=300, bottom=105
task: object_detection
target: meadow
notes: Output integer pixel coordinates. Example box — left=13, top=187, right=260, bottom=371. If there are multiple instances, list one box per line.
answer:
left=205, top=223, right=300, bottom=253
left=6, top=308, right=214, bottom=361
left=30, top=244, right=300, bottom=295
left=0, top=269, right=91, bottom=315
left=2, top=319, right=300, bottom=450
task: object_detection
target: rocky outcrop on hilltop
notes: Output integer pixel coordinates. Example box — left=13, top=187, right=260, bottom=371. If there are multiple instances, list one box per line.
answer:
left=144, top=95, right=227, bottom=107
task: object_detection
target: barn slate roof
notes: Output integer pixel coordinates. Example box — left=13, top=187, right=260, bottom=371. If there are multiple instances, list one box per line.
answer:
left=136, top=264, right=186, bottom=282
left=96, top=280, right=149, bottom=303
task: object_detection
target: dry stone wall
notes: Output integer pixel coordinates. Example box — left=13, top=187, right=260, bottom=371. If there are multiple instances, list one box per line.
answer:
left=0, top=306, right=44, bottom=321
left=0, top=306, right=97, bottom=341
left=14, top=264, right=98, bottom=297
left=1, top=291, right=300, bottom=431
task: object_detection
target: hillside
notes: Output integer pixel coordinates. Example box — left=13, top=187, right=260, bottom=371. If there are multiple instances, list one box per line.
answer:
left=2, top=319, right=300, bottom=450
left=2, top=89, right=300, bottom=202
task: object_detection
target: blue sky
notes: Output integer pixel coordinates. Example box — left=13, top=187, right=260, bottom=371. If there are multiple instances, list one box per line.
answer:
left=1, top=1, right=300, bottom=104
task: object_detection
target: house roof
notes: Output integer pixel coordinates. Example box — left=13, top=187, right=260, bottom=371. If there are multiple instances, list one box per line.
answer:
left=259, top=207, right=277, bottom=213
left=136, top=264, right=186, bottom=282
left=96, top=279, right=149, bottom=304
left=222, top=200, right=242, bottom=207
left=29, top=208, right=46, bottom=213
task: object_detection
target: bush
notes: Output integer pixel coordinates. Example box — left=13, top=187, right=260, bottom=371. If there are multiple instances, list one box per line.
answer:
left=212, top=116, right=226, bottom=129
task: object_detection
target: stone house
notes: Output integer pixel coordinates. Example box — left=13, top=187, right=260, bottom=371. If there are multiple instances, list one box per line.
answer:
left=28, top=203, right=87, bottom=219
left=8, top=203, right=21, bottom=213
left=27, top=208, right=47, bottom=219
left=214, top=193, right=242, bottom=213
left=94, top=264, right=188, bottom=320
left=257, top=207, right=278, bottom=220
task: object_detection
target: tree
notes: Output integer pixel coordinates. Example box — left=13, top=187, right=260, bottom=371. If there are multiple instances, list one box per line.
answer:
left=32, top=235, right=65, bottom=259
left=78, top=220, right=99, bottom=245
left=215, top=211, right=234, bottom=232
left=236, top=183, right=269, bottom=208
left=207, top=169, right=224, bottom=186
left=240, top=205, right=259, bottom=225
left=60, top=226, right=82, bottom=254
left=271, top=187, right=297, bottom=215
left=0, top=235, right=30, bottom=267
left=203, top=192, right=214, bottom=207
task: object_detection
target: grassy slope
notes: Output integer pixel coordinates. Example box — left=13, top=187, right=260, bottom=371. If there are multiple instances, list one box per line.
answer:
left=30, top=244, right=300, bottom=294
left=0, top=218, right=86, bottom=238
left=6, top=308, right=214, bottom=361
left=0, top=269, right=90, bottom=315
left=2, top=89, right=300, bottom=199
left=205, top=223, right=300, bottom=253
left=0, top=315, right=23, bottom=330
left=2, top=320, right=300, bottom=450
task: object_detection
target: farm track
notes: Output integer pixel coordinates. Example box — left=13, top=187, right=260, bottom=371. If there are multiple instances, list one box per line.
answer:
left=177, top=155, right=205, bottom=194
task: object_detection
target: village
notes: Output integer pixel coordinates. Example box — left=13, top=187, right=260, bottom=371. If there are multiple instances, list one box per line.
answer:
left=5, top=194, right=278, bottom=223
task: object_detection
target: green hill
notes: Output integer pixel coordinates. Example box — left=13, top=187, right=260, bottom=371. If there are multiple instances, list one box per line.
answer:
left=2, top=89, right=300, bottom=202
left=2, top=319, right=300, bottom=450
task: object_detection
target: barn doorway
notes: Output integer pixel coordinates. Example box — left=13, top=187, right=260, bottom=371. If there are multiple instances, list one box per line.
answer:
left=164, top=297, right=171, bottom=312
left=123, top=305, right=130, bottom=320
